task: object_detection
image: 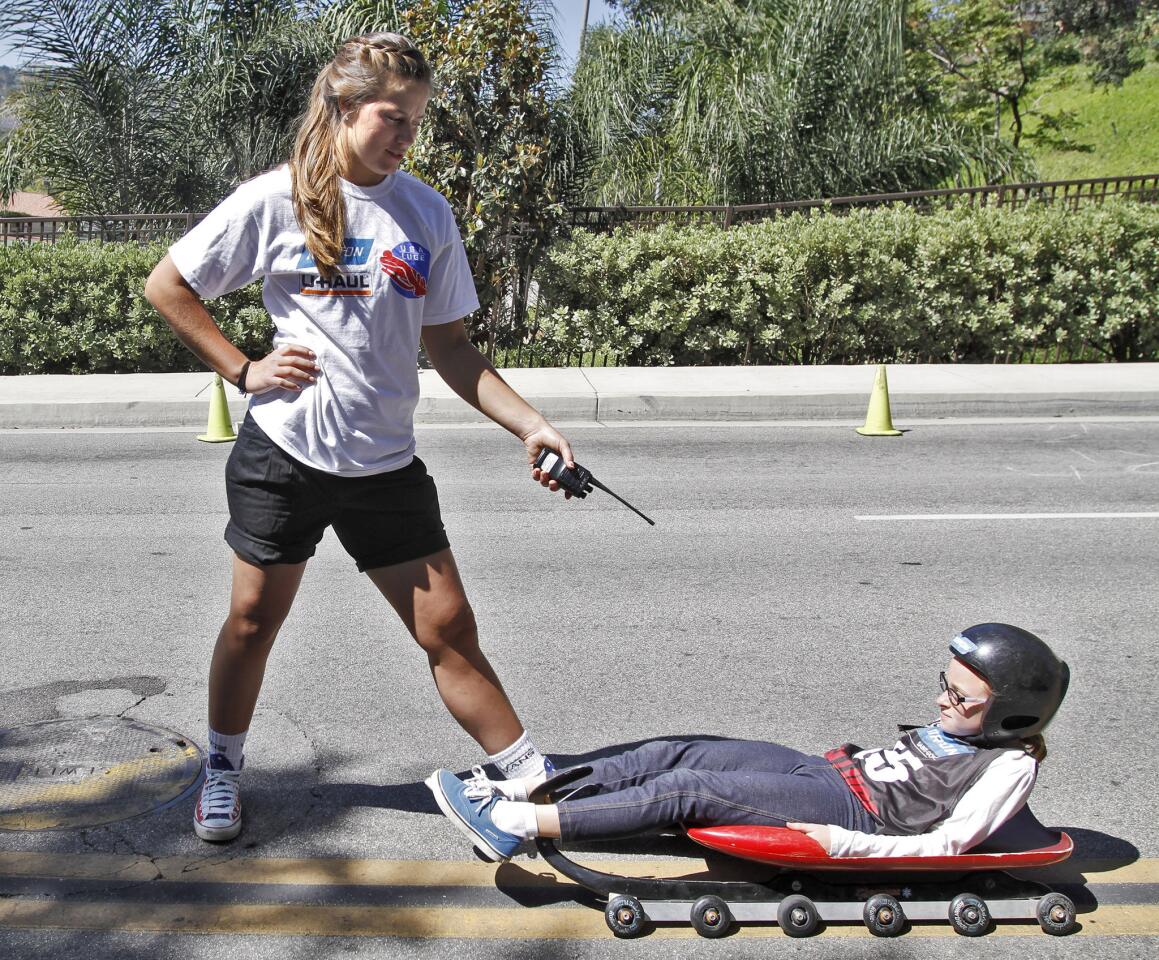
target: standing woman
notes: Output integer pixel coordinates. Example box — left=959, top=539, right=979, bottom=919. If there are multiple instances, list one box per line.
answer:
left=145, top=33, right=572, bottom=842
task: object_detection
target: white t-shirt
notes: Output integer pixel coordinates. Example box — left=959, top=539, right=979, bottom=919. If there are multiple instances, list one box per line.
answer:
left=169, top=165, right=480, bottom=475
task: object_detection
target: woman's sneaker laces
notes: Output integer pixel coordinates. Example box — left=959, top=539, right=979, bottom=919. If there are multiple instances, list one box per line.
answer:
left=194, top=753, right=242, bottom=842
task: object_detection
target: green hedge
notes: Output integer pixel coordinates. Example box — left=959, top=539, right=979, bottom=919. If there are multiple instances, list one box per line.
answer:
left=0, top=238, right=272, bottom=374
left=1, top=202, right=1156, bottom=374
left=532, top=202, right=1159, bottom=365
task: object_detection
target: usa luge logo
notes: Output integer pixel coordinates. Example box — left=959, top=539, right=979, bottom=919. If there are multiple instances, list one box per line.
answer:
left=380, top=241, right=429, bottom=299
left=298, top=238, right=374, bottom=297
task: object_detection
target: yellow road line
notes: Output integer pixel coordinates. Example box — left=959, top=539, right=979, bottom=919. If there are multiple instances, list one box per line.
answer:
left=0, top=852, right=714, bottom=887
left=1066, top=859, right=1159, bottom=884
left=0, top=899, right=1156, bottom=939
left=2, top=851, right=1156, bottom=887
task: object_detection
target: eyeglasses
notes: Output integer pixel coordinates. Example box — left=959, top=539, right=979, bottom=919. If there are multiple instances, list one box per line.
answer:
left=939, top=672, right=988, bottom=708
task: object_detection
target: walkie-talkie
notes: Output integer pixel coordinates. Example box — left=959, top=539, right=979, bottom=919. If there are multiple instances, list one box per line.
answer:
left=534, top=449, right=656, bottom=526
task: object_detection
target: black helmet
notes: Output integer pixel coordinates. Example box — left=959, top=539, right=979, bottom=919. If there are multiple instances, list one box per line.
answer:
left=950, top=623, right=1070, bottom=744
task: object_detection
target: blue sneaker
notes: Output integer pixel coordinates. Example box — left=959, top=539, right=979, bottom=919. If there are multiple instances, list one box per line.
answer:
left=425, top=768, right=522, bottom=862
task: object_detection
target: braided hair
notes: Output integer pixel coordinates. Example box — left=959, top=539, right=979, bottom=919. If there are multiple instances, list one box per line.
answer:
left=290, top=33, right=432, bottom=279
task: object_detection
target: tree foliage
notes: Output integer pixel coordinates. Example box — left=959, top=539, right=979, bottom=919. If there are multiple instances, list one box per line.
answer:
left=2, top=0, right=199, bottom=212
left=400, top=0, right=565, bottom=349
left=0, top=0, right=405, bottom=213
left=907, top=0, right=1058, bottom=150
left=563, top=0, right=1031, bottom=207
left=1038, top=0, right=1156, bottom=86
left=0, top=0, right=568, bottom=349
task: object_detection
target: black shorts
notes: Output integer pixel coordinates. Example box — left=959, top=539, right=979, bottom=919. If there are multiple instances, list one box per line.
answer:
left=224, top=413, right=450, bottom=571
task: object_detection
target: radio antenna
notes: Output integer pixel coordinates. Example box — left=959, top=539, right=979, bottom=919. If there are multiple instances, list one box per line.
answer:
left=534, top=450, right=656, bottom=526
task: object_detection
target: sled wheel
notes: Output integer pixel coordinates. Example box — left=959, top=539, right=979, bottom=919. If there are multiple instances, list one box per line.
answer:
left=778, top=894, right=821, bottom=938
left=690, top=895, right=733, bottom=939
left=948, top=892, right=991, bottom=937
left=863, top=893, right=906, bottom=937
left=1037, top=892, right=1077, bottom=936
left=605, top=894, right=647, bottom=938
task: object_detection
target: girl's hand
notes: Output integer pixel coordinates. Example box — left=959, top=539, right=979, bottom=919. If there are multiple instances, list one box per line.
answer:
left=246, top=344, right=320, bottom=395
left=522, top=424, right=576, bottom=498
left=786, top=822, right=832, bottom=853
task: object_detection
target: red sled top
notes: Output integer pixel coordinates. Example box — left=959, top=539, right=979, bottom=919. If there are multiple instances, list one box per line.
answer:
left=687, top=808, right=1073, bottom=873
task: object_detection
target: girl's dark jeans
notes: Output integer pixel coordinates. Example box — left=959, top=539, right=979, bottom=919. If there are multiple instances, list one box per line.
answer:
left=555, top=738, right=878, bottom=842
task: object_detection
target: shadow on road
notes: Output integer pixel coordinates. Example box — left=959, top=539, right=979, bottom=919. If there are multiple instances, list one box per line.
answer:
left=316, top=735, right=735, bottom=817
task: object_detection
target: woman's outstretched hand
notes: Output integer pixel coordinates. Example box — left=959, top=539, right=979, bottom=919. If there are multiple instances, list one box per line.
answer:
left=522, top=424, right=576, bottom=498
left=246, top=343, right=320, bottom=395
left=786, top=822, right=832, bottom=853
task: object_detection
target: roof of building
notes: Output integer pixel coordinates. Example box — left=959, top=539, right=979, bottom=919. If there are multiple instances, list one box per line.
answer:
left=2, top=190, right=64, bottom=216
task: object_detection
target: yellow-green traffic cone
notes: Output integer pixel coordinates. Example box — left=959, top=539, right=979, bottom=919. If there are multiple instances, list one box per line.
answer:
left=197, top=373, right=237, bottom=443
left=855, top=364, right=902, bottom=437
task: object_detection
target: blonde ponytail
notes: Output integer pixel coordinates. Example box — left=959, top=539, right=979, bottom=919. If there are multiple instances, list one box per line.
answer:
left=290, top=33, right=432, bottom=279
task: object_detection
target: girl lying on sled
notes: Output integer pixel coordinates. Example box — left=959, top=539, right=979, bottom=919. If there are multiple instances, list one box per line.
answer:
left=426, top=623, right=1069, bottom=863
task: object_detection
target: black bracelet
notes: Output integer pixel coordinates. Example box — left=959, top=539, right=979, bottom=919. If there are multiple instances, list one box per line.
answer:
left=237, top=360, right=251, bottom=396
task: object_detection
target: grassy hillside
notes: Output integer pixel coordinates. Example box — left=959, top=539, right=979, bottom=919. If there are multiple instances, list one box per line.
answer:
left=1021, top=61, right=1159, bottom=181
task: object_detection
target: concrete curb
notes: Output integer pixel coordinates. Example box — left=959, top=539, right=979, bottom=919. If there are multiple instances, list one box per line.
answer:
left=1, top=364, right=1156, bottom=429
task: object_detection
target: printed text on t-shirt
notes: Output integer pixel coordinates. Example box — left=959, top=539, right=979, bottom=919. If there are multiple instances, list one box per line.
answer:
left=297, top=237, right=374, bottom=297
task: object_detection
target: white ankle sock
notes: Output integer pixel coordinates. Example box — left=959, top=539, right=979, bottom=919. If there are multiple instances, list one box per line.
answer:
left=489, top=800, right=540, bottom=840
left=498, top=769, right=552, bottom=802
left=493, top=779, right=528, bottom=802
left=488, top=731, right=546, bottom=780
left=208, top=728, right=247, bottom=770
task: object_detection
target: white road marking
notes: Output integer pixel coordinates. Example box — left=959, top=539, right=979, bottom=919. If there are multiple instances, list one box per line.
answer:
left=856, top=513, right=1159, bottom=521
left=1002, top=465, right=1088, bottom=479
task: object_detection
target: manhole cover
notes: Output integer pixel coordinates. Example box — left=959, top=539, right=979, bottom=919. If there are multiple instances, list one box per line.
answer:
left=0, top=717, right=203, bottom=830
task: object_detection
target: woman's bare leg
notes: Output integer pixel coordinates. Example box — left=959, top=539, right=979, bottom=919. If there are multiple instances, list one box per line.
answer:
left=366, top=548, right=523, bottom=754
left=208, top=554, right=307, bottom=734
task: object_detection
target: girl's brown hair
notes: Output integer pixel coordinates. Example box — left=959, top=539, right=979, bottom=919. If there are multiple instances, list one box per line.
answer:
left=290, top=33, right=432, bottom=279
left=1019, top=734, right=1047, bottom=763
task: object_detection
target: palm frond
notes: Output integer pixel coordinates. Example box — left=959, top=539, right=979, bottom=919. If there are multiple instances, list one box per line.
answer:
left=561, top=0, right=1031, bottom=206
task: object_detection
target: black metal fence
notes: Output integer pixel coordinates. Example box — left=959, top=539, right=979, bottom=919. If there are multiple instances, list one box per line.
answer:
left=0, top=212, right=205, bottom=245
left=570, top=173, right=1159, bottom=232
left=5, top=174, right=1155, bottom=247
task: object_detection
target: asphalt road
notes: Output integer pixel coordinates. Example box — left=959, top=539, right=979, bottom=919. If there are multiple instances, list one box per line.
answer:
left=1, top=418, right=1158, bottom=959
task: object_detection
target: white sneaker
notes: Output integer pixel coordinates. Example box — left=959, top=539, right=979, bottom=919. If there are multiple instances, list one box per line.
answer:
left=194, top=754, right=242, bottom=842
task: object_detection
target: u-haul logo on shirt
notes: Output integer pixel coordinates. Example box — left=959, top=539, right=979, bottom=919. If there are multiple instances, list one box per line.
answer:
left=299, top=272, right=373, bottom=297
left=297, top=237, right=374, bottom=297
